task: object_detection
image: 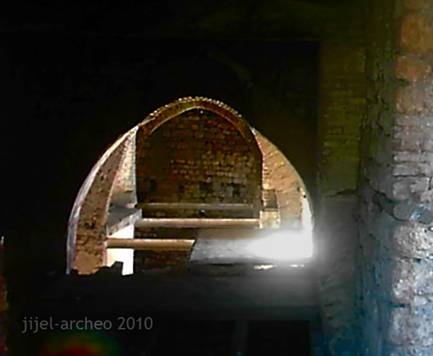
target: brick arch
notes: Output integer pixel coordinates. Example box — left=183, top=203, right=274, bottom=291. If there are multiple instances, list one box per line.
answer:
left=68, top=97, right=314, bottom=274
left=67, top=129, right=137, bottom=274
left=68, top=97, right=264, bottom=274
left=137, top=97, right=259, bottom=148
left=252, top=129, right=312, bottom=227
left=135, top=97, right=263, bottom=214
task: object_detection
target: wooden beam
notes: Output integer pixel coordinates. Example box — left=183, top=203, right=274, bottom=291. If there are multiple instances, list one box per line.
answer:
left=106, top=238, right=195, bottom=251
left=106, top=207, right=142, bottom=236
left=136, top=202, right=254, bottom=211
left=135, top=218, right=260, bottom=229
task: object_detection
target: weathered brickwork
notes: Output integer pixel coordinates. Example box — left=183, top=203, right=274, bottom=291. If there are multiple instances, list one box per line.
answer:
left=68, top=130, right=137, bottom=274
left=136, top=110, right=261, bottom=209
left=253, top=129, right=304, bottom=227
left=111, top=135, right=137, bottom=206
left=359, top=0, right=433, bottom=354
left=389, top=1, right=433, bottom=353
left=319, top=23, right=366, bottom=196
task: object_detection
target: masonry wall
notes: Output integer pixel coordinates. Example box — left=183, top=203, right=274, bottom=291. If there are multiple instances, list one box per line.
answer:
left=359, top=0, right=433, bottom=354
left=316, top=5, right=367, bottom=354
left=358, top=0, right=398, bottom=353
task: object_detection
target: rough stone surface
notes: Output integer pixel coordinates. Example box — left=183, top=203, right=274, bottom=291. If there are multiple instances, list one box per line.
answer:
left=392, top=222, right=433, bottom=259
left=395, top=55, right=431, bottom=82
left=388, top=305, right=433, bottom=346
left=389, top=257, right=433, bottom=304
left=400, top=13, right=433, bottom=55
left=396, top=84, right=426, bottom=114
left=392, top=177, right=430, bottom=200
left=361, top=2, right=433, bottom=351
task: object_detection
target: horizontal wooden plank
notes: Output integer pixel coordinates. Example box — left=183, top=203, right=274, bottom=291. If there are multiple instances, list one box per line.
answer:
left=106, top=238, right=194, bottom=251
left=136, top=202, right=255, bottom=210
left=135, top=218, right=260, bottom=229
left=106, top=207, right=142, bottom=235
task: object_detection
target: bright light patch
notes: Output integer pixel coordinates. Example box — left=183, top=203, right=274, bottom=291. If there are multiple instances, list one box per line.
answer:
left=253, top=264, right=275, bottom=270
left=247, top=195, right=313, bottom=261
left=106, top=225, right=134, bottom=275
left=246, top=229, right=312, bottom=261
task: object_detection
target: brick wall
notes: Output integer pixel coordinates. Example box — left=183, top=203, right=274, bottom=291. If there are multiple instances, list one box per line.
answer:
left=316, top=6, right=367, bottom=354
left=136, top=109, right=261, bottom=211
left=318, top=13, right=366, bottom=196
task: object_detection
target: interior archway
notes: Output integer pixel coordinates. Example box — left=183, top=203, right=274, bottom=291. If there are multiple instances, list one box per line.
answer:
left=67, top=97, right=313, bottom=275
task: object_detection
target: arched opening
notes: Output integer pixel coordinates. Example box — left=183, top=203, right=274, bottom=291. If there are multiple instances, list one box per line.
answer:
left=67, top=97, right=314, bottom=275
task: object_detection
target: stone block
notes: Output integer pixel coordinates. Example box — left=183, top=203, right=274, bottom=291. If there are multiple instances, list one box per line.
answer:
left=392, top=177, right=430, bottom=200
left=392, top=162, right=433, bottom=177
left=388, top=305, right=433, bottom=347
left=421, top=189, right=433, bottom=202
left=395, top=115, right=429, bottom=127
left=393, top=151, right=433, bottom=163
left=393, top=202, right=433, bottom=223
left=396, top=55, right=432, bottom=82
left=394, top=125, right=428, bottom=152
left=389, top=257, right=433, bottom=303
left=396, top=85, right=426, bottom=114
left=393, top=162, right=433, bottom=176
left=400, top=13, right=433, bottom=55
left=392, top=222, right=433, bottom=258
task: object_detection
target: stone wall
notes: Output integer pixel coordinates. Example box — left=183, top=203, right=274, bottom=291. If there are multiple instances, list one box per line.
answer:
left=136, top=109, right=262, bottom=213
left=387, top=0, right=433, bottom=354
left=358, top=0, right=433, bottom=354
